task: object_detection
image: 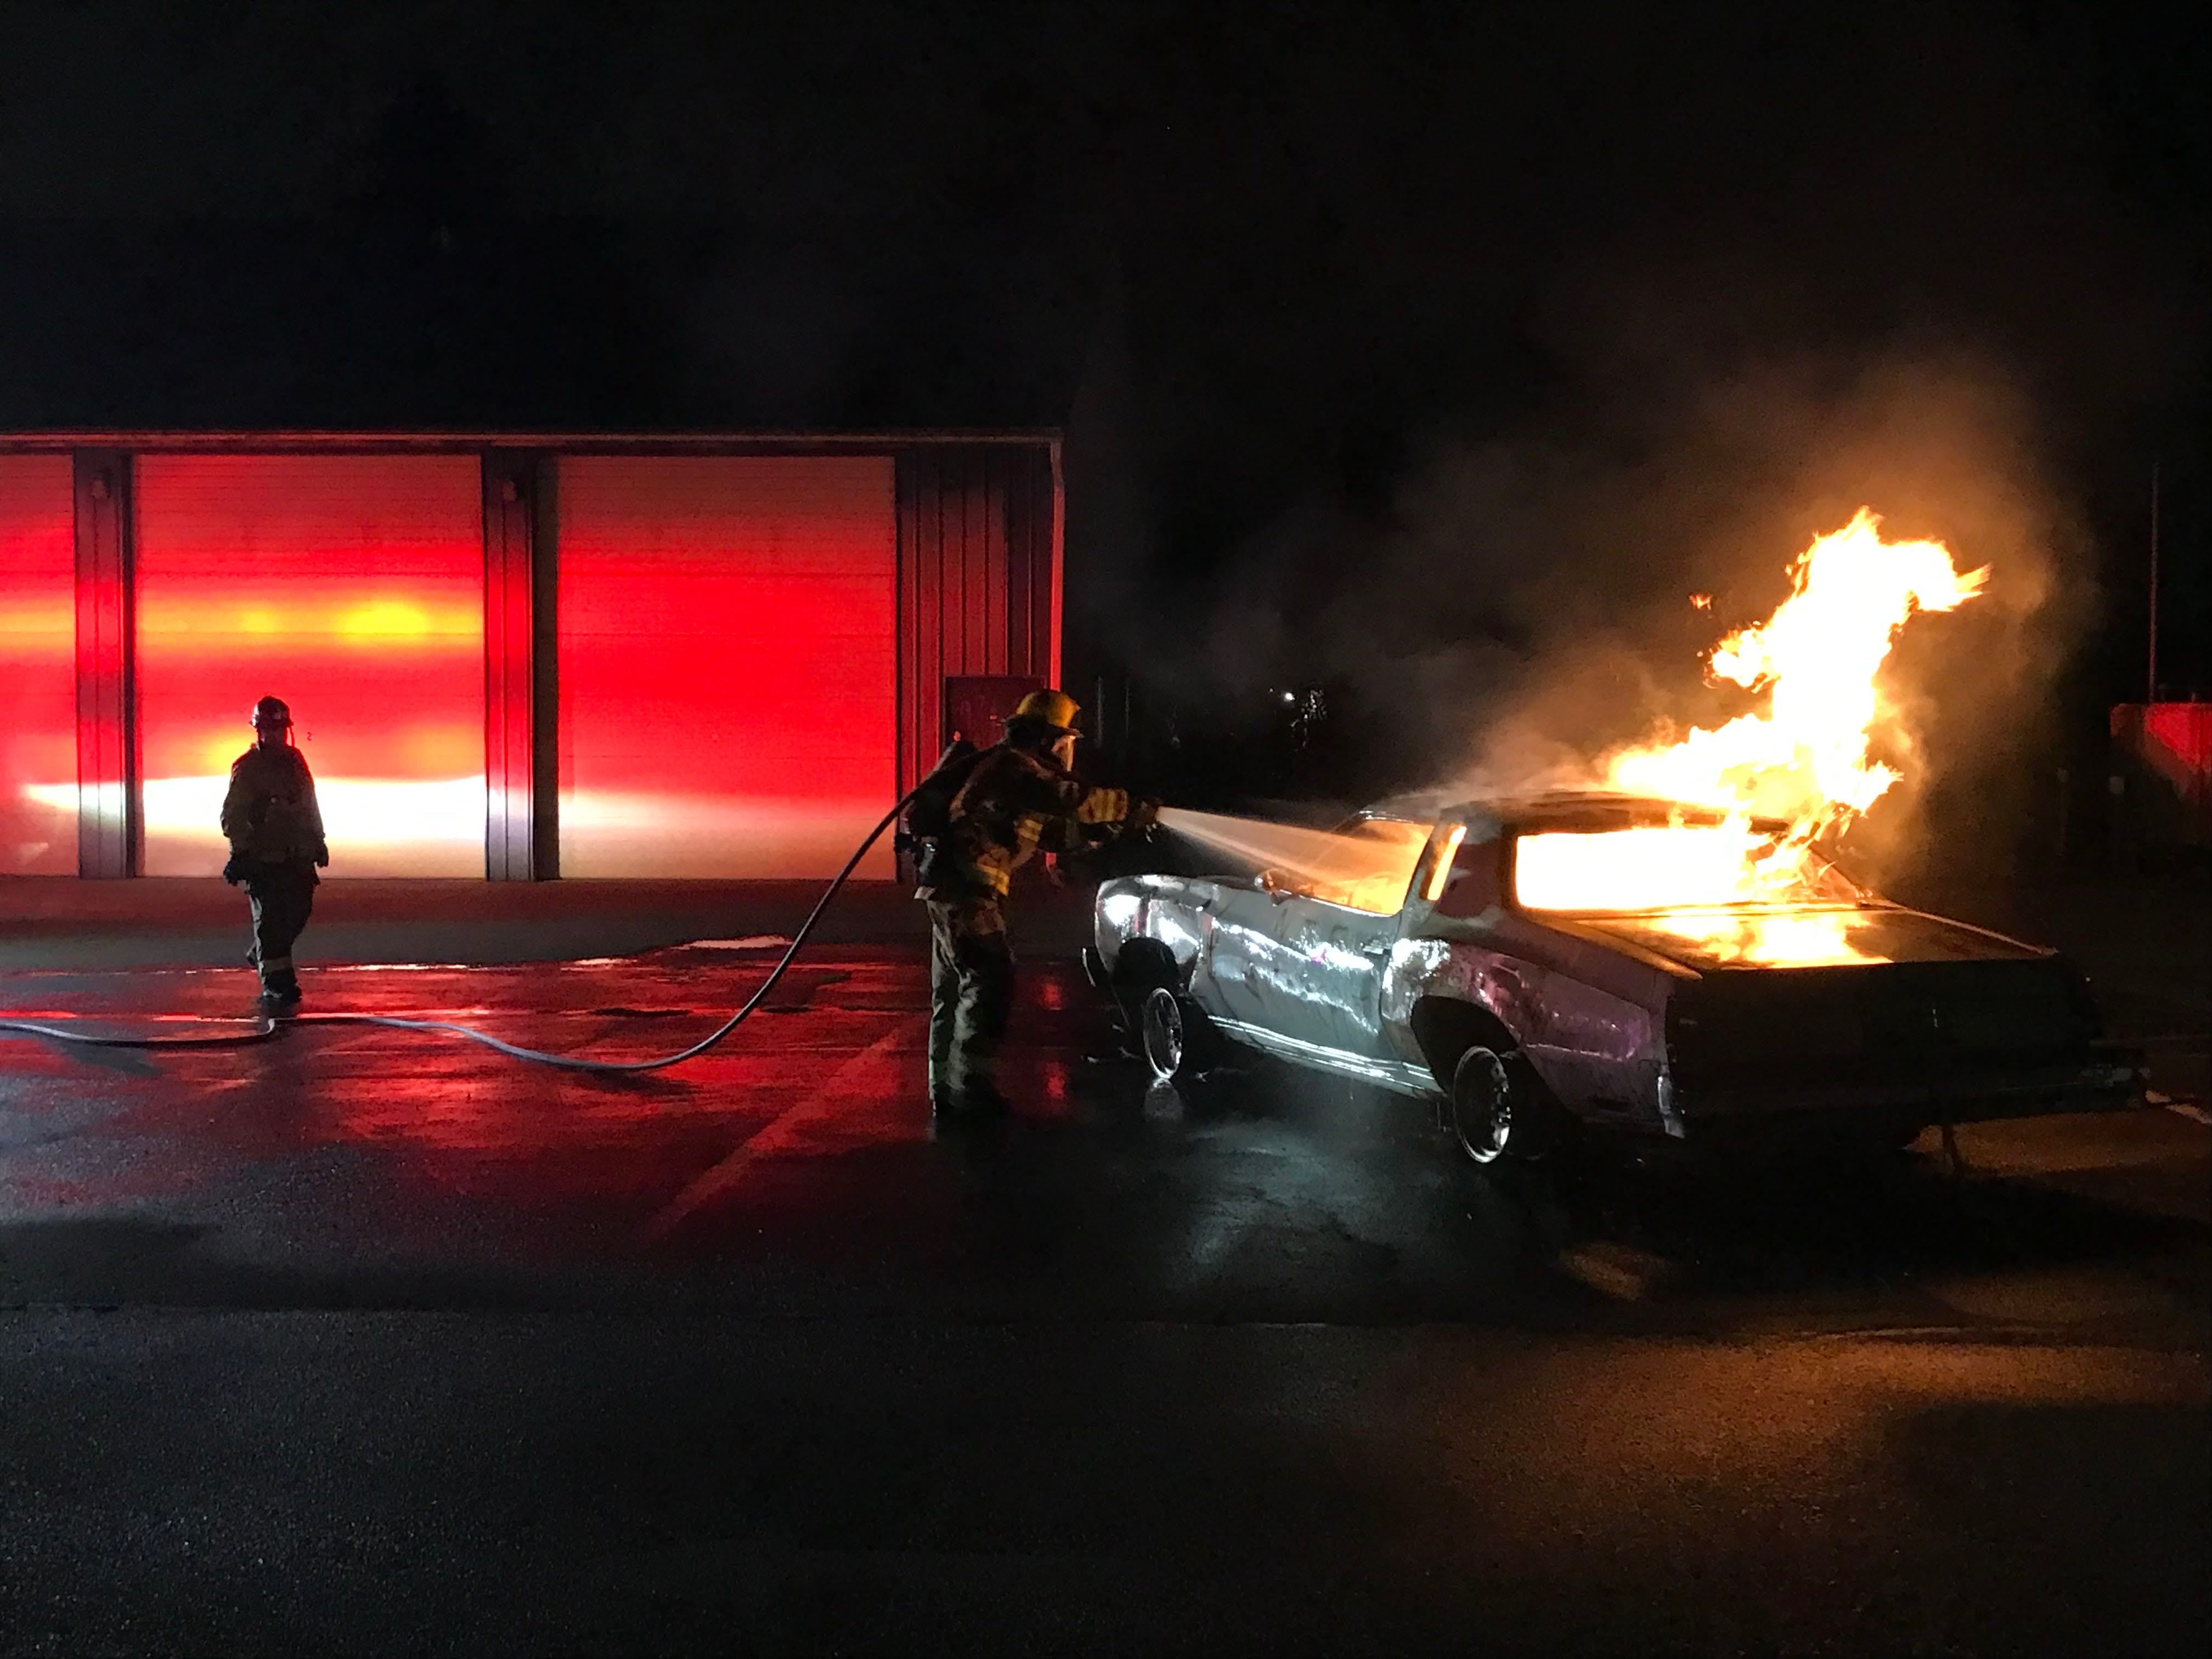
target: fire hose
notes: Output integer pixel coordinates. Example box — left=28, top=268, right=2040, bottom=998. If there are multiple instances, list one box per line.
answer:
left=0, top=789, right=922, bottom=1073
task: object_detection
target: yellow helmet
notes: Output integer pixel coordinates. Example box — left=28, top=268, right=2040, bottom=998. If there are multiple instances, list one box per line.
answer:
left=1008, top=688, right=1081, bottom=735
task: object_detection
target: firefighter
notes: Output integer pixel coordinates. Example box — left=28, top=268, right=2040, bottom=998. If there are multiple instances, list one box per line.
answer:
left=919, top=688, right=1153, bottom=1118
left=220, top=696, right=328, bottom=1006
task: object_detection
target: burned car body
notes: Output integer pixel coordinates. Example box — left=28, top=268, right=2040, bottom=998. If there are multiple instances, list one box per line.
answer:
left=1090, top=795, right=2141, bottom=1158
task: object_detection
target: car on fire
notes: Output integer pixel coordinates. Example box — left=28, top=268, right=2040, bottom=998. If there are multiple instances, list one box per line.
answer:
left=1086, top=794, right=2141, bottom=1162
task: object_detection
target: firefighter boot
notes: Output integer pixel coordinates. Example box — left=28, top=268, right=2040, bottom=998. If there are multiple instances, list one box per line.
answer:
left=927, top=975, right=958, bottom=1116
left=259, top=960, right=302, bottom=1009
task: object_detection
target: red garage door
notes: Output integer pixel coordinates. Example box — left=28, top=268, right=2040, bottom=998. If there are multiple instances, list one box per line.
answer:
left=556, top=456, right=896, bottom=877
left=133, top=455, right=487, bottom=877
left=0, top=455, right=77, bottom=874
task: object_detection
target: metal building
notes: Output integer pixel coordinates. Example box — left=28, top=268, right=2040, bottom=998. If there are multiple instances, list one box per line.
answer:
left=0, top=432, right=1060, bottom=879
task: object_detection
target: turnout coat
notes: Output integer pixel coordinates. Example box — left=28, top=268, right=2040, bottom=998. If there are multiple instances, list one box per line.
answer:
left=221, top=744, right=328, bottom=870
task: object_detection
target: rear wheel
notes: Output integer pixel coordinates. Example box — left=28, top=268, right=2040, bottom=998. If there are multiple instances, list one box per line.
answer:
left=1449, top=1046, right=1563, bottom=1165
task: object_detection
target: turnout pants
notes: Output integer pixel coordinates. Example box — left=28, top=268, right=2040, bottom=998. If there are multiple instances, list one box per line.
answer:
left=926, top=892, right=1015, bottom=1105
left=244, top=862, right=318, bottom=992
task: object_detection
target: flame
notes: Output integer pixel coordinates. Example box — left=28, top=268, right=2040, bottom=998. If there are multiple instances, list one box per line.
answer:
left=1634, top=908, right=1879, bottom=967
left=1515, top=825, right=1777, bottom=912
left=1606, top=509, right=1987, bottom=828
left=1516, top=510, right=1987, bottom=952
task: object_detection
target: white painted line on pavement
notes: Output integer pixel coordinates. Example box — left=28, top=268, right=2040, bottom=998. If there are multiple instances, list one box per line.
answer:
left=640, top=1024, right=909, bottom=1242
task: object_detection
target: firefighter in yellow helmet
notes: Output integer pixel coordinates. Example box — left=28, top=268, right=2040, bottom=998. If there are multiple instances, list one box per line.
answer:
left=219, top=696, right=328, bottom=1006
left=915, top=688, right=1154, bottom=1118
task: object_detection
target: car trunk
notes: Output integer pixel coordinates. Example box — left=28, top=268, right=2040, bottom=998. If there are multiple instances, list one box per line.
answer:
left=1553, top=906, right=2136, bottom=1131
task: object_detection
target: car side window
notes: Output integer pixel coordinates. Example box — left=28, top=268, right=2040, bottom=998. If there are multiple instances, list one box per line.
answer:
left=1431, top=836, right=1504, bottom=918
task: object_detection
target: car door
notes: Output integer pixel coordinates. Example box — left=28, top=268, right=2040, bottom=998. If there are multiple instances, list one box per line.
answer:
left=1233, top=815, right=1435, bottom=1064
left=1272, top=894, right=1402, bottom=1062
left=1187, top=877, right=1284, bottom=1031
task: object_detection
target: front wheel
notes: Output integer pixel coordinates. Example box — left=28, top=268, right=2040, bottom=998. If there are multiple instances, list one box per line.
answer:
left=1448, top=1046, right=1561, bottom=1165
left=1139, top=986, right=1217, bottom=1084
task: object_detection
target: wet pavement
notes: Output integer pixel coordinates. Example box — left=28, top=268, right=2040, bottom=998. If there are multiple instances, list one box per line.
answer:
left=1, top=887, right=2207, bottom=1653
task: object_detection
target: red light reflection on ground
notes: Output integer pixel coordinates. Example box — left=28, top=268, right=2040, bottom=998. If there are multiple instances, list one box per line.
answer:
left=0, top=952, right=1110, bottom=1262
left=1035, top=1057, right=1075, bottom=1117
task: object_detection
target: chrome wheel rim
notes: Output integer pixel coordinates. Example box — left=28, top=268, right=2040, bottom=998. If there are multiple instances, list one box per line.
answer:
left=1141, top=988, right=1186, bottom=1081
left=1452, top=1047, right=1513, bottom=1164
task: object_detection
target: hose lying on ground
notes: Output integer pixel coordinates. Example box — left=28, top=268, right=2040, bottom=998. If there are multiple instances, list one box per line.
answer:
left=0, top=791, right=918, bottom=1074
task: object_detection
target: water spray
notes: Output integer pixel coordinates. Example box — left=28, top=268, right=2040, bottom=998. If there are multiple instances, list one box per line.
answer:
left=1153, top=808, right=1431, bottom=912
left=1153, top=807, right=1360, bottom=876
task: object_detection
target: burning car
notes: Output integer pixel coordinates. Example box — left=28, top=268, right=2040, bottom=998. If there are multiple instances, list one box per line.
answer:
left=1091, top=510, right=2143, bottom=1161
left=1087, top=793, right=2141, bottom=1160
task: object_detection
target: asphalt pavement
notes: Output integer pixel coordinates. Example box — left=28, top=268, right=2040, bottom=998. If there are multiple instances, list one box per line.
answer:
left=0, top=877, right=2205, bottom=1654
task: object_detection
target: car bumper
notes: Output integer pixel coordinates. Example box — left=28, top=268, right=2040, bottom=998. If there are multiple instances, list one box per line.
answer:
left=1675, top=1046, right=2144, bottom=1138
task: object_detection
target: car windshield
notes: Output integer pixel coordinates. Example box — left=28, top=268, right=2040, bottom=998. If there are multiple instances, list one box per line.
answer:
left=1266, top=816, right=1435, bottom=914
left=1511, top=823, right=1866, bottom=913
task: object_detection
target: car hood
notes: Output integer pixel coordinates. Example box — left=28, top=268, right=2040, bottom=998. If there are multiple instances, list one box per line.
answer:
left=1552, top=903, right=2047, bottom=972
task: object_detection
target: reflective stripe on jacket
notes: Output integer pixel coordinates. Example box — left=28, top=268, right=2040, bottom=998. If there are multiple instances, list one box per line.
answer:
left=940, top=743, right=1130, bottom=896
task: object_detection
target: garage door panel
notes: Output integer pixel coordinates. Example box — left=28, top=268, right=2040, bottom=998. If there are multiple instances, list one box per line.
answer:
left=557, top=456, right=897, bottom=878
left=134, top=455, right=487, bottom=878
left=0, top=455, right=78, bottom=874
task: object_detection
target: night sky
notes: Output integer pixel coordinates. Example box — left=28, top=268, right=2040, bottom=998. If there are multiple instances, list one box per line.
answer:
left=2, top=1, right=2203, bottom=822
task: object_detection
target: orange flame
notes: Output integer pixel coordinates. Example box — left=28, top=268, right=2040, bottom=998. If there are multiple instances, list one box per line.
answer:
left=1519, top=510, right=1987, bottom=942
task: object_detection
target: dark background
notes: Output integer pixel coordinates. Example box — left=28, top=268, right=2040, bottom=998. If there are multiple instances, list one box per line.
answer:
left=2, top=1, right=2203, bottom=870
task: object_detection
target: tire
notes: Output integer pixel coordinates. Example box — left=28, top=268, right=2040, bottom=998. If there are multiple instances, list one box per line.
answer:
left=1448, top=1045, right=1562, bottom=1165
left=1139, top=985, right=1214, bottom=1085
left=1112, top=942, right=1177, bottom=1033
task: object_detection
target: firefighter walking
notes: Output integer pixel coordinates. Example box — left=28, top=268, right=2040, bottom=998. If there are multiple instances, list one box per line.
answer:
left=221, top=696, right=328, bottom=1006
left=911, top=689, right=1150, bottom=1118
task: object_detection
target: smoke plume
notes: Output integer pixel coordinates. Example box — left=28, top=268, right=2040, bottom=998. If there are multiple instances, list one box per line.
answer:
left=1185, top=346, right=2085, bottom=885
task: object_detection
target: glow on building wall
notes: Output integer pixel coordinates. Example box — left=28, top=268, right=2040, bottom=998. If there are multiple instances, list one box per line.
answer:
left=0, top=454, right=78, bottom=874
left=2, top=437, right=1054, bottom=882
left=556, top=455, right=898, bottom=878
left=131, top=454, right=488, bottom=877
